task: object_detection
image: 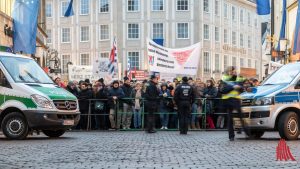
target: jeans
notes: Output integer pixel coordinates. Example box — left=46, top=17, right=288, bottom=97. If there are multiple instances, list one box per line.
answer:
left=160, top=106, right=169, bottom=127
left=133, top=109, right=141, bottom=128
left=191, top=103, right=198, bottom=123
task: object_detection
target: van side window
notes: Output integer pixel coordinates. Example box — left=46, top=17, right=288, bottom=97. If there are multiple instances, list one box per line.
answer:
left=0, top=69, right=10, bottom=88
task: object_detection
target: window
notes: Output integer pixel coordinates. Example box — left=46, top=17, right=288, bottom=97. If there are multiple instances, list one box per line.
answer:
left=80, top=26, right=89, bottom=42
left=240, top=9, right=243, bottom=23
left=203, top=0, right=209, bottom=13
left=99, top=0, right=109, bottom=13
left=80, top=0, right=89, bottom=15
left=240, top=58, right=244, bottom=67
left=215, top=54, right=220, bottom=72
left=100, top=52, right=109, bottom=58
left=248, top=12, right=251, bottom=26
left=152, top=0, right=164, bottom=11
left=232, top=57, right=237, bottom=67
left=177, top=23, right=189, bottom=39
left=153, top=23, right=164, bottom=39
left=61, top=1, right=68, bottom=17
left=46, top=30, right=52, bottom=44
left=62, top=55, right=70, bottom=74
left=46, top=3, right=52, bottom=17
left=248, top=59, right=251, bottom=68
left=203, top=52, right=210, bottom=73
left=61, top=28, right=71, bottom=43
left=248, top=36, right=251, bottom=48
left=100, top=25, right=109, bottom=40
left=128, top=52, right=140, bottom=70
left=177, top=0, right=188, bottom=11
left=128, top=23, right=139, bottom=39
left=215, top=0, right=219, bottom=15
left=203, top=24, right=209, bottom=40
left=0, top=69, right=8, bottom=87
left=232, top=31, right=236, bottom=45
left=240, top=33, right=243, bottom=47
left=128, top=0, right=140, bottom=11
left=232, top=6, right=236, bottom=21
left=224, top=55, right=228, bottom=71
left=224, top=29, right=228, bottom=44
left=223, top=3, right=228, bottom=18
left=80, top=54, right=90, bottom=65
left=215, top=27, right=219, bottom=42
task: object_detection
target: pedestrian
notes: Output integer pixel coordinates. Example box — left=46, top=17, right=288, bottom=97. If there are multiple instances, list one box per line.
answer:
left=203, top=80, right=218, bottom=129
left=94, top=81, right=108, bottom=130
left=220, top=66, right=246, bottom=141
left=131, top=82, right=143, bottom=129
left=120, top=77, right=134, bottom=129
left=144, top=75, right=160, bottom=133
left=66, top=81, right=79, bottom=98
left=174, top=76, right=195, bottom=134
left=107, top=80, right=125, bottom=130
left=54, top=77, right=66, bottom=88
left=215, top=80, right=225, bottom=129
left=159, top=83, right=171, bottom=130
left=78, top=82, right=93, bottom=130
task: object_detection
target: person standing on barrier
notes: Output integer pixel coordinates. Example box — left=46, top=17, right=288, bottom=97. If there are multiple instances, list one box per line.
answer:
left=108, top=80, right=125, bottom=130
left=78, top=82, right=93, bottom=130
left=174, top=76, right=195, bottom=135
left=144, top=75, right=160, bottom=133
left=220, top=66, right=246, bottom=141
left=120, top=77, right=134, bottom=129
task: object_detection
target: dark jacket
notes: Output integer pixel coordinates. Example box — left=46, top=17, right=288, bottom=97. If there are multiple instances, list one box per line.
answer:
left=66, top=86, right=79, bottom=98
left=121, top=83, right=133, bottom=105
left=78, top=88, right=93, bottom=112
left=144, top=81, right=160, bottom=103
left=203, top=86, right=218, bottom=99
left=174, top=82, right=195, bottom=105
left=107, top=87, right=125, bottom=109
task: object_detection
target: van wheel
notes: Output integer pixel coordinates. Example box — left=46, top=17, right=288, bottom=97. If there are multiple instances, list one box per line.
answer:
left=278, top=111, right=300, bottom=140
left=1, top=112, right=29, bottom=140
left=42, top=130, right=66, bottom=138
left=245, top=130, right=265, bottom=139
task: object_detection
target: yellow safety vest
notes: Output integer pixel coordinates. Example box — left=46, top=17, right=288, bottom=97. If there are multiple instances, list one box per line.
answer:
left=221, top=75, right=242, bottom=99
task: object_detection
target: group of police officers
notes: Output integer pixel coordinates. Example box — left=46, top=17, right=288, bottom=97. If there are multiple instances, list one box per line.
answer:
left=145, top=66, right=245, bottom=141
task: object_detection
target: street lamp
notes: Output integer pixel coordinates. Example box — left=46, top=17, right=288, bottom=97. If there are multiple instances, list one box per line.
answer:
left=279, top=38, right=289, bottom=64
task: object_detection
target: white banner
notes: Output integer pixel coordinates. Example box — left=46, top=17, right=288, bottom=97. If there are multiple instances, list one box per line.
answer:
left=68, top=65, right=99, bottom=82
left=92, top=58, right=110, bottom=77
left=147, top=38, right=201, bottom=75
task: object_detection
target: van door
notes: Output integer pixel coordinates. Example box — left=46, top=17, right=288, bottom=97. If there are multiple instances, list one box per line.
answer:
left=0, top=68, right=11, bottom=106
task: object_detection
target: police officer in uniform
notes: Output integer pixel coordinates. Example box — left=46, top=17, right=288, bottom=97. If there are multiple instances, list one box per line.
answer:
left=144, top=75, right=160, bottom=133
left=174, top=76, right=195, bottom=134
left=220, top=66, right=246, bottom=141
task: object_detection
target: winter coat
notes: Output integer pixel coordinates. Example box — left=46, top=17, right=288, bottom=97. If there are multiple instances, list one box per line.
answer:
left=203, top=86, right=218, bottom=114
left=66, top=85, right=79, bottom=98
left=78, top=88, right=93, bottom=112
left=121, top=83, right=133, bottom=105
left=107, top=87, right=125, bottom=109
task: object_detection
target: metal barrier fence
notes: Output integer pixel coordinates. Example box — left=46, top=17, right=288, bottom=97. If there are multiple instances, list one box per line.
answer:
left=78, top=98, right=228, bottom=131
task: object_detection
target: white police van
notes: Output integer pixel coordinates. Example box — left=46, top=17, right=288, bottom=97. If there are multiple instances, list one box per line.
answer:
left=0, top=52, right=80, bottom=139
left=235, top=62, right=300, bottom=140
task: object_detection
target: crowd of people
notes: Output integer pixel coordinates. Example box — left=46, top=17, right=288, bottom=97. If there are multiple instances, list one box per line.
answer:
left=53, top=73, right=260, bottom=131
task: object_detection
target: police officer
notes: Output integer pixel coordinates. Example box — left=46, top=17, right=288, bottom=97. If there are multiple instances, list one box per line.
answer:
left=220, top=66, right=246, bottom=141
left=174, top=76, right=195, bottom=134
left=144, top=75, right=160, bottom=133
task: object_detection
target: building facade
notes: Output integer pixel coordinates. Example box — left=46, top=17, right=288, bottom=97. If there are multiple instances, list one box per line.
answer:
left=46, top=0, right=262, bottom=81
left=0, top=0, right=48, bottom=66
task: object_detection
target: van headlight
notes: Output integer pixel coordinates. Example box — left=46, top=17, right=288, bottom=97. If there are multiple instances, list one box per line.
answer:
left=31, top=95, right=53, bottom=109
left=254, top=97, right=274, bottom=106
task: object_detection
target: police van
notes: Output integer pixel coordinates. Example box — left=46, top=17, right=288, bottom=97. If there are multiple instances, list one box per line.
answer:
left=0, top=52, right=80, bottom=140
left=235, top=62, right=300, bottom=140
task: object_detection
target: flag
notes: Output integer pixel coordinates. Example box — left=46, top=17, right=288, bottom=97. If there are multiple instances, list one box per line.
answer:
left=276, top=0, right=287, bottom=51
left=108, top=37, right=118, bottom=77
left=64, top=0, right=74, bottom=17
left=292, top=0, right=300, bottom=54
left=256, top=0, right=270, bottom=15
left=12, top=0, right=40, bottom=54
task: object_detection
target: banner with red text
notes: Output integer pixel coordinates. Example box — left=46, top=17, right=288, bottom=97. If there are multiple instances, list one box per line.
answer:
left=147, top=38, right=200, bottom=75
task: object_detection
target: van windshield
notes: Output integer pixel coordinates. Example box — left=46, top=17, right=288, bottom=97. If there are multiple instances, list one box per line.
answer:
left=263, top=63, right=300, bottom=85
left=0, top=56, right=53, bottom=84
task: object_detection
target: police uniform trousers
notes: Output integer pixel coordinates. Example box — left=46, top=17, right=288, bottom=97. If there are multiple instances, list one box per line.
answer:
left=178, top=101, right=191, bottom=134
left=224, top=98, right=245, bottom=139
left=146, top=101, right=157, bottom=132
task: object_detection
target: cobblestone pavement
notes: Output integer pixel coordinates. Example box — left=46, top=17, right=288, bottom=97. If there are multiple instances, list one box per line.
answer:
left=0, top=131, right=300, bottom=169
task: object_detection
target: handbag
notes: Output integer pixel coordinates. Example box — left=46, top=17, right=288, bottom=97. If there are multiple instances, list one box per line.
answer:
left=94, top=101, right=105, bottom=111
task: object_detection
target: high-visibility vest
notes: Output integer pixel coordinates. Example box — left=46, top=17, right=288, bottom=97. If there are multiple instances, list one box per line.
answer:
left=221, top=75, right=242, bottom=99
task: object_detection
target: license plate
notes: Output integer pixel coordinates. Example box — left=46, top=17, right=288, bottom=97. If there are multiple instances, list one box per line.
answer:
left=63, top=120, right=74, bottom=126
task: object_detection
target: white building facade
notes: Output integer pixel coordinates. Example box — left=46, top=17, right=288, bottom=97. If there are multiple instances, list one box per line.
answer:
left=46, top=0, right=262, bottom=81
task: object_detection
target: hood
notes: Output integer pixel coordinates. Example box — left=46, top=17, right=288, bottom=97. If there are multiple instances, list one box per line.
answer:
left=27, top=84, right=77, bottom=100
left=241, top=84, right=286, bottom=99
